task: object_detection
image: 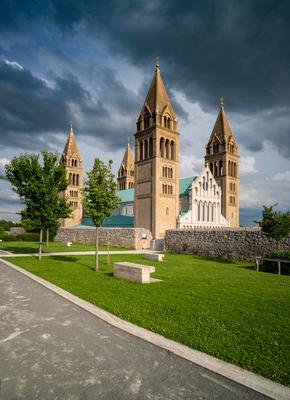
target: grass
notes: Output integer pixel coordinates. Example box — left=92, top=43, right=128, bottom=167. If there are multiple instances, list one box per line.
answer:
left=4, top=253, right=290, bottom=386
left=0, top=240, right=128, bottom=254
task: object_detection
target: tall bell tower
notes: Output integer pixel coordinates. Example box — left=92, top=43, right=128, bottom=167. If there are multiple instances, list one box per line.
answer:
left=60, top=123, right=83, bottom=227
left=134, top=59, right=179, bottom=238
left=204, top=98, right=239, bottom=227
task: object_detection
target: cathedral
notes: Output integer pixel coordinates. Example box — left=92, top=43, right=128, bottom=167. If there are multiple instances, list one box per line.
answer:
left=60, top=61, right=239, bottom=237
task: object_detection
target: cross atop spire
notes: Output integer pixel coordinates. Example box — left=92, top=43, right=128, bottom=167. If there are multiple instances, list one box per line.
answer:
left=155, top=56, right=160, bottom=72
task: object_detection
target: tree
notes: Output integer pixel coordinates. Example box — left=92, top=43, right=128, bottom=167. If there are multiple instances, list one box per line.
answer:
left=83, top=158, right=120, bottom=271
left=259, top=204, right=290, bottom=249
left=5, top=152, right=72, bottom=260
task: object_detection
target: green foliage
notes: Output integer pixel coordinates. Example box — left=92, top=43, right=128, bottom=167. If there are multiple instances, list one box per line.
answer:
left=266, top=250, right=290, bottom=260
left=9, top=253, right=290, bottom=386
left=5, top=152, right=72, bottom=258
left=83, top=158, right=120, bottom=227
left=260, top=204, right=290, bottom=242
left=0, top=220, right=21, bottom=232
left=0, top=232, right=39, bottom=242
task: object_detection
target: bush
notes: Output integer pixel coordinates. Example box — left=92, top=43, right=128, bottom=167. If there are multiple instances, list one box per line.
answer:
left=261, top=251, right=290, bottom=275
left=0, top=232, right=40, bottom=242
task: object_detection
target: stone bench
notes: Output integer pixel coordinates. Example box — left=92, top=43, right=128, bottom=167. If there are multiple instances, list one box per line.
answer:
left=113, top=262, right=162, bottom=284
left=144, top=253, right=164, bottom=262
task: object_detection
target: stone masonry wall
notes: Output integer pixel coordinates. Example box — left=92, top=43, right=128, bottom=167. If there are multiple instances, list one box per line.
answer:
left=55, top=227, right=152, bottom=250
left=165, top=228, right=290, bottom=261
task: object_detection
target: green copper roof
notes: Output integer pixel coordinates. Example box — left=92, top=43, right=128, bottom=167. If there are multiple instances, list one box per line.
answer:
left=179, top=176, right=197, bottom=196
left=116, top=188, right=134, bottom=203
left=76, top=215, right=134, bottom=228
left=102, top=215, right=134, bottom=227
left=116, top=177, right=196, bottom=204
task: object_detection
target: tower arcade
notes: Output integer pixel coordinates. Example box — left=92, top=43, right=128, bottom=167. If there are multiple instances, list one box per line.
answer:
left=134, top=60, right=180, bottom=238
left=60, top=123, right=83, bottom=227
left=204, top=99, right=239, bottom=227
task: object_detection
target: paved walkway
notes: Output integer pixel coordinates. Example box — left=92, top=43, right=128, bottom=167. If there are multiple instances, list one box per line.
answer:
left=0, top=249, right=154, bottom=258
left=0, top=260, right=271, bottom=400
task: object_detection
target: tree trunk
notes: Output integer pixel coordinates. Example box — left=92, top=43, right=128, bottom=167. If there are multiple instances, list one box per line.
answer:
left=46, top=228, right=49, bottom=248
left=107, top=233, right=110, bottom=267
left=95, top=226, right=99, bottom=272
left=38, top=228, right=43, bottom=261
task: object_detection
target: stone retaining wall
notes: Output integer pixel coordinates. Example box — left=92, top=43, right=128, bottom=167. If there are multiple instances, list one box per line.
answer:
left=55, top=227, right=152, bottom=250
left=165, top=228, right=290, bottom=261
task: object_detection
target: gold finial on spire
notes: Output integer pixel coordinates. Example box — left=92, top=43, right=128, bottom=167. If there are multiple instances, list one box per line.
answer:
left=220, top=97, right=224, bottom=108
left=155, top=56, right=160, bottom=72
left=70, top=120, right=73, bottom=134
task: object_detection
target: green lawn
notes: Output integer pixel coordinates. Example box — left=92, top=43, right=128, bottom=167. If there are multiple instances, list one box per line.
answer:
left=4, top=253, right=290, bottom=386
left=0, top=241, right=128, bottom=254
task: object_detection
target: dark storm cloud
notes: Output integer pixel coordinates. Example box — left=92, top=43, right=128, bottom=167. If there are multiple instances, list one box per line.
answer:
left=48, top=0, right=290, bottom=112
left=0, top=57, right=150, bottom=150
left=0, top=0, right=290, bottom=157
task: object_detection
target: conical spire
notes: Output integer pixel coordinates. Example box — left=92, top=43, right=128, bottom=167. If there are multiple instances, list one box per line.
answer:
left=62, top=122, right=80, bottom=156
left=141, top=58, right=175, bottom=117
left=121, top=142, right=134, bottom=169
left=207, top=98, right=235, bottom=144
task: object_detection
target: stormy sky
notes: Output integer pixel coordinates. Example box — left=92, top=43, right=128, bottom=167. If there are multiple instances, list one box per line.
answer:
left=0, top=0, right=289, bottom=225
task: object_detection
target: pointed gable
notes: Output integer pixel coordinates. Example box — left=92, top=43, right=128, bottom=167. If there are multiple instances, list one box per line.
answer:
left=207, top=99, right=236, bottom=145
left=62, top=123, right=80, bottom=157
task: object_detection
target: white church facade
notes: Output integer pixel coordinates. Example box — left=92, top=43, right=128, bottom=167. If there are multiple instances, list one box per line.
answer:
left=178, top=165, right=228, bottom=229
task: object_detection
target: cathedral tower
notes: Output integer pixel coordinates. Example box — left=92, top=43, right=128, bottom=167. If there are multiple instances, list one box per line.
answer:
left=117, top=143, right=135, bottom=190
left=204, top=99, right=239, bottom=227
left=60, top=123, right=83, bottom=227
left=134, top=60, right=179, bottom=238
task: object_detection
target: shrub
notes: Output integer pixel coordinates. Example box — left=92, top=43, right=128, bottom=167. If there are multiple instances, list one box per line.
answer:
left=261, top=250, right=290, bottom=275
left=0, top=232, right=40, bottom=242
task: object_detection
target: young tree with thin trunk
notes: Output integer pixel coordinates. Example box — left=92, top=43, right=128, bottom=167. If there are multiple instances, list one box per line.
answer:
left=83, top=158, right=120, bottom=272
left=5, top=152, right=71, bottom=260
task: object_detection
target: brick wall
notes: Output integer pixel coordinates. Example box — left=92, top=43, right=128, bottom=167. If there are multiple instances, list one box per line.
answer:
left=165, top=228, right=290, bottom=261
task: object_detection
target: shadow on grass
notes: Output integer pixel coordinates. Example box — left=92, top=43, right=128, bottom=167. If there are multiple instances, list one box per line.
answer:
left=237, top=264, right=256, bottom=271
left=0, top=246, right=37, bottom=254
left=194, top=255, right=235, bottom=264
left=49, top=256, right=79, bottom=263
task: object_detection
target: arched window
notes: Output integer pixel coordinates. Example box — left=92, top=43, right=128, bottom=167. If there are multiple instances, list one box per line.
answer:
left=76, top=174, right=79, bottom=186
left=160, top=138, right=165, bottom=157
left=144, top=139, right=148, bottom=159
left=73, top=174, right=76, bottom=186
left=165, top=139, right=170, bottom=159
left=202, top=203, right=205, bottom=221
left=166, top=207, right=169, bottom=215
left=149, top=137, right=153, bottom=157
left=140, top=141, right=143, bottom=160
left=170, top=141, right=175, bottom=160
left=198, top=202, right=201, bottom=221
left=144, top=114, right=150, bottom=129
left=219, top=161, right=223, bottom=176
left=228, top=160, right=231, bottom=176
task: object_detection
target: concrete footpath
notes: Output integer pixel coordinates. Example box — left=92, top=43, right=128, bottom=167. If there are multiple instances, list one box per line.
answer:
left=0, top=260, right=287, bottom=400
left=0, top=249, right=153, bottom=257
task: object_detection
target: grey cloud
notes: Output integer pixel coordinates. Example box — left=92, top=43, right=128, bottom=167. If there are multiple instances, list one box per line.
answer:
left=0, top=59, right=138, bottom=150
